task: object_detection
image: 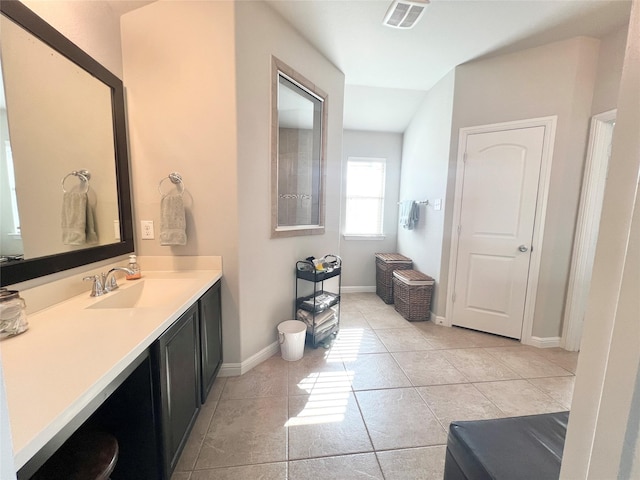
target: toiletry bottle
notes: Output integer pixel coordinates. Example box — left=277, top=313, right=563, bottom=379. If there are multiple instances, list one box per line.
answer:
left=126, top=254, right=141, bottom=280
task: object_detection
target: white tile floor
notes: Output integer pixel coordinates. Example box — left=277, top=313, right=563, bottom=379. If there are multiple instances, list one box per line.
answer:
left=172, top=292, right=579, bottom=480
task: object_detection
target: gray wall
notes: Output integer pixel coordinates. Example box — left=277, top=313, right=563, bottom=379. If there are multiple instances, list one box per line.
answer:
left=397, top=71, right=455, bottom=317
left=561, top=1, right=640, bottom=474
left=121, top=1, right=242, bottom=362
left=447, top=36, right=601, bottom=339
left=398, top=28, right=628, bottom=338
left=591, top=26, right=628, bottom=115
left=122, top=0, right=346, bottom=364
left=339, top=130, right=403, bottom=289
left=235, top=0, right=345, bottom=360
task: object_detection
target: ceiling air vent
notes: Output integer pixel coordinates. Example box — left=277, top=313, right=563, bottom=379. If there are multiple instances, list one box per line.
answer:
left=383, top=0, right=429, bottom=29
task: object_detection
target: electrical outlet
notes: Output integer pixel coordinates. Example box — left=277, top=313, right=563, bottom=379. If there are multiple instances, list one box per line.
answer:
left=141, top=220, right=155, bottom=239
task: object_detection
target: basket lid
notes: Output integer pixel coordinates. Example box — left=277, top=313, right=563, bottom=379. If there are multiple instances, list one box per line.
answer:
left=375, top=253, right=412, bottom=263
left=393, top=269, right=434, bottom=285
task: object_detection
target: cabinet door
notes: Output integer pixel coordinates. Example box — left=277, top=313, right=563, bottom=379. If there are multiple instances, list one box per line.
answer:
left=199, top=280, right=222, bottom=403
left=154, top=303, right=201, bottom=479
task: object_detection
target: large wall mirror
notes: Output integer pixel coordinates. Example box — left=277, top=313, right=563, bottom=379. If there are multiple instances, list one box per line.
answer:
left=271, top=57, right=327, bottom=238
left=0, top=1, right=134, bottom=286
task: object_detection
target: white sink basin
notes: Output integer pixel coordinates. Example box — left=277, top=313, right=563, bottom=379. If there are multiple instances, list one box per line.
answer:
left=86, top=279, right=181, bottom=309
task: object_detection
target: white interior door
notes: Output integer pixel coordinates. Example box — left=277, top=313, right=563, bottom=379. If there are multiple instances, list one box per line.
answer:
left=451, top=126, right=545, bottom=339
left=562, top=110, right=616, bottom=351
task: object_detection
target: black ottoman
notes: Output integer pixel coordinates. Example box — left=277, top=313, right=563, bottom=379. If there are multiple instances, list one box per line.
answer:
left=444, top=411, right=569, bottom=480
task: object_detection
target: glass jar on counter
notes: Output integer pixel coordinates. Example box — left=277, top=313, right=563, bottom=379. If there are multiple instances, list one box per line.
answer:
left=0, top=288, right=28, bottom=339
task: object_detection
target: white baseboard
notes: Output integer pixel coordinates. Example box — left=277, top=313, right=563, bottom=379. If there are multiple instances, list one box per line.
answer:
left=218, top=341, right=280, bottom=377
left=431, top=313, right=447, bottom=326
left=528, top=336, right=562, bottom=348
left=341, top=286, right=376, bottom=293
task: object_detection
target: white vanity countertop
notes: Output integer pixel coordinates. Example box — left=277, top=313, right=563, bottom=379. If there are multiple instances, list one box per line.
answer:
left=0, top=269, right=222, bottom=470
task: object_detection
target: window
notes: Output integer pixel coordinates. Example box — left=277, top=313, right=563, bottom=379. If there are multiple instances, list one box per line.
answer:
left=344, top=157, right=386, bottom=236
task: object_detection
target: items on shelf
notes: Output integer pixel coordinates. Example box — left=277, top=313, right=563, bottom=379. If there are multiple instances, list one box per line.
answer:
left=295, top=255, right=342, bottom=348
left=297, top=291, right=339, bottom=312
left=297, top=305, right=338, bottom=332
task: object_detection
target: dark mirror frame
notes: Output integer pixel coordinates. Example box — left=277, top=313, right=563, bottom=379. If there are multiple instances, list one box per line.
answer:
left=0, top=1, right=134, bottom=287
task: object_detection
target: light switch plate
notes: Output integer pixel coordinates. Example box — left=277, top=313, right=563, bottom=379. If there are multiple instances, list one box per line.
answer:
left=434, top=198, right=442, bottom=211
left=141, top=220, right=155, bottom=239
left=113, top=220, right=120, bottom=240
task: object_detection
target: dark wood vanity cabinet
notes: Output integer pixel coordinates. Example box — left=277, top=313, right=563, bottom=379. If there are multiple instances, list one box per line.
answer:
left=199, top=280, right=223, bottom=403
left=153, top=281, right=223, bottom=479
left=153, top=303, right=202, bottom=479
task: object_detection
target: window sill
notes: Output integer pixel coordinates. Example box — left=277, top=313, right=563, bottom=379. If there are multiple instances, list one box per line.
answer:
left=342, top=234, right=386, bottom=241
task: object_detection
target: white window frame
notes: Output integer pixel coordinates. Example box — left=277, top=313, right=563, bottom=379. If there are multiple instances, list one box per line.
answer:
left=343, top=156, right=386, bottom=239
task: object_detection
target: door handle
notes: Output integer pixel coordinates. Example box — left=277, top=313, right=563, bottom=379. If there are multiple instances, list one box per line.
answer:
left=518, top=245, right=529, bottom=253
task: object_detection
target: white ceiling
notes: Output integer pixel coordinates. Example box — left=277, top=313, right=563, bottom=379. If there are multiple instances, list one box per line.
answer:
left=265, top=0, right=632, bottom=132
left=106, top=0, right=154, bottom=17
left=105, top=0, right=631, bottom=133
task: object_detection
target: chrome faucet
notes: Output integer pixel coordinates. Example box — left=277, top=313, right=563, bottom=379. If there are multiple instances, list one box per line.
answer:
left=83, top=274, right=106, bottom=297
left=104, top=267, right=134, bottom=293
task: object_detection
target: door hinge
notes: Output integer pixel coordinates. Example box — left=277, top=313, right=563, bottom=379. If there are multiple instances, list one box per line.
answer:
left=452, top=292, right=456, bottom=303
left=457, top=225, right=461, bottom=235
left=463, top=152, right=467, bottom=163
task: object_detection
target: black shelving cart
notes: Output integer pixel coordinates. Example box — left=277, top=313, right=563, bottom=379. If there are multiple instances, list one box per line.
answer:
left=295, top=256, right=342, bottom=348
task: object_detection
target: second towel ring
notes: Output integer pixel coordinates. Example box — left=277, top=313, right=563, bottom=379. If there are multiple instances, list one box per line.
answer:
left=158, top=172, right=185, bottom=197
left=61, top=170, right=91, bottom=194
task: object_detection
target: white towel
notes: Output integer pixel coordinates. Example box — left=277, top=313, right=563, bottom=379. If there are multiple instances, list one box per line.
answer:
left=297, top=306, right=338, bottom=327
left=85, top=199, right=98, bottom=245
left=399, top=200, right=419, bottom=230
left=61, top=192, right=87, bottom=245
left=160, top=193, right=187, bottom=246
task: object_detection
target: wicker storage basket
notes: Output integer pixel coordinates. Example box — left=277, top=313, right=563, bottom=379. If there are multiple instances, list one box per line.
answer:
left=393, top=269, right=434, bottom=321
left=375, top=253, right=413, bottom=304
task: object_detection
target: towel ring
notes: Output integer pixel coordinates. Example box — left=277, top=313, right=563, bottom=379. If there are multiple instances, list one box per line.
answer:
left=158, top=172, right=184, bottom=197
left=61, top=170, right=91, bottom=194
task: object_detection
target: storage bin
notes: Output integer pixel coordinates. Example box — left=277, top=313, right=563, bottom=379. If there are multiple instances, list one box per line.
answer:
left=278, top=320, right=306, bottom=361
left=392, top=269, right=434, bottom=321
left=375, top=253, right=413, bottom=304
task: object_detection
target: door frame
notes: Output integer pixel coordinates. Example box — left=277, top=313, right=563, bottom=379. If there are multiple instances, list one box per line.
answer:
left=562, top=109, right=616, bottom=352
left=445, top=116, right=557, bottom=345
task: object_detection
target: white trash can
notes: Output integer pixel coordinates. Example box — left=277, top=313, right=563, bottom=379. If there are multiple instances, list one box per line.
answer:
left=278, top=320, right=306, bottom=361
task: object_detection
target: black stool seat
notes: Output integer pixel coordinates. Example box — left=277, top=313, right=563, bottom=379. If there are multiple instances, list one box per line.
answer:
left=32, top=430, right=119, bottom=480
left=444, top=411, right=569, bottom=480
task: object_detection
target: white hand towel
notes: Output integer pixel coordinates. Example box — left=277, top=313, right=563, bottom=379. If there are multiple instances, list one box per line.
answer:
left=61, top=192, right=87, bottom=245
left=160, top=193, right=187, bottom=246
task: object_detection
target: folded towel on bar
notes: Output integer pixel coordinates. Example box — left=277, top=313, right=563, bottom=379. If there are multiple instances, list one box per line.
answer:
left=61, top=191, right=87, bottom=245
left=311, top=317, right=338, bottom=335
left=297, top=306, right=338, bottom=327
left=160, top=193, right=187, bottom=246
left=85, top=199, right=98, bottom=245
left=399, top=200, right=419, bottom=230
